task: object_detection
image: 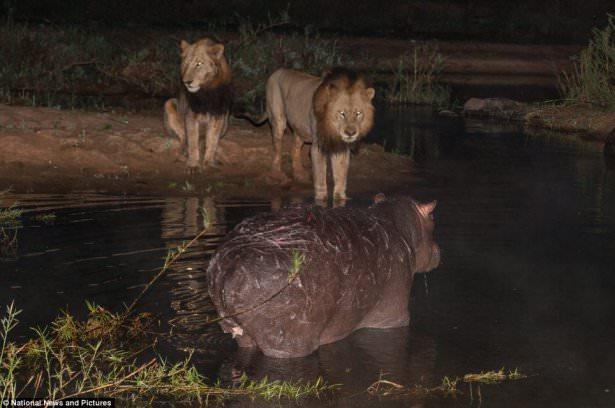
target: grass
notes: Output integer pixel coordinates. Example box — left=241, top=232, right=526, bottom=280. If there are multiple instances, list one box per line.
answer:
left=0, top=190, right=20, bottom=258
left=33, top=213, right=57, bottom=224
left=0, top=12, right=349, bottom=110
left=386, top=44, right=450, bottom=108
left=559, top=14, right=615, bottom=110
left=288, top=250, right=306, bottom=283
left=0, top=190, right=22, bottom=227
left=368, top=368, right=527, bottom=401
left=0, top=301, right=337, bottom=404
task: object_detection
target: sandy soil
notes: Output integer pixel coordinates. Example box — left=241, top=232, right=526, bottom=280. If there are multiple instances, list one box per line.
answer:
left=0, top=104, right=416, bottom=198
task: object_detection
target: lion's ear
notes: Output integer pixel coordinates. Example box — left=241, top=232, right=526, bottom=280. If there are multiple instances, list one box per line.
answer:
left=209, top=44, right=225, bottom=60
left=321, top=69, right=332, bottom=79
left=365, top=87, right=376, bottom=101
left=180, top=40, right=190, bottom=52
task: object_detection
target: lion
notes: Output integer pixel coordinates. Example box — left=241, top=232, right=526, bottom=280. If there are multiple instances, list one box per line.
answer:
left=244, top=67, right=375, bottom=202
left=163, top=37, right=232, bottom=173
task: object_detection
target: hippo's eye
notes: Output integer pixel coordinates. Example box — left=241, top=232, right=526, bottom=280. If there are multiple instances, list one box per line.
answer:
left=337, top=111, right=346, bottom=119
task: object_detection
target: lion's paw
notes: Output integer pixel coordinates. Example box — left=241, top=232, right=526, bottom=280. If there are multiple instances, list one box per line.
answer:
left=185, top=165, right=202, bottom=176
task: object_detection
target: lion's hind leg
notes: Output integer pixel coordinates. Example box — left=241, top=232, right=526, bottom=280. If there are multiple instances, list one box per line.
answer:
left=163, top=98, right=185, bottom=144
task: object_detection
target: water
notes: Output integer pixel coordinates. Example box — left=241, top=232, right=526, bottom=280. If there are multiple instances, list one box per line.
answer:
left=1, top=107, right=615, bottom=406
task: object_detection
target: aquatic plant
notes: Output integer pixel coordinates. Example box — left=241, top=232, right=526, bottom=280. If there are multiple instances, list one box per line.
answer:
left=0, top=302, right=336, bottom=404
left=387, top=44, right=450, bottom=108
left=0, top=191, right=22, bottom=227
left=560, top=14, right=615, bottom=109
left=288, top=250, right=306, bottom=283
left=33, top=213, right=57, bottom=224
left=368, top=368, right=527, bottom=401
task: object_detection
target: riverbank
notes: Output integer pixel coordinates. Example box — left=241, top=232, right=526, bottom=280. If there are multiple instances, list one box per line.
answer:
left=0, top=104, right=415, bottom=198
left=462, top=98, right=615, bottom=141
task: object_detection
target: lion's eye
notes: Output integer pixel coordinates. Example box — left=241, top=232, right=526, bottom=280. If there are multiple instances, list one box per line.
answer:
left=355, top=111, right=363, bottom=118
left=195, top=61, right=203, bottom=67
left=338, top=111, right=346, bottom=119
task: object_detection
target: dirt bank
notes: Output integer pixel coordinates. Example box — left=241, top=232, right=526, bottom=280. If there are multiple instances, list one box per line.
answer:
left=0, top=104, right=415, bottom=198
left=524, top=105, right=615, bottom=140
left=462, top=98, right=615, bottom=140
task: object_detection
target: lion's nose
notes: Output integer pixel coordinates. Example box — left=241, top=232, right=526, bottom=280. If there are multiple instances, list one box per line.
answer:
left=184, top=80, right=194, bottom=87
left=344, top=128, right=358, bottom=138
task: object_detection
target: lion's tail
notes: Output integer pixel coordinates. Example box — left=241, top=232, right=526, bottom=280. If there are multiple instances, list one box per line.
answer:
left=233, top=111, right=269, bottom=127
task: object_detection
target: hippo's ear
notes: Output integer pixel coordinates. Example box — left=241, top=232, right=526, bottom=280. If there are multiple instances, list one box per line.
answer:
left=418, top=200, right=437, bottom=218
left=180, top=40, right=190, bottom=51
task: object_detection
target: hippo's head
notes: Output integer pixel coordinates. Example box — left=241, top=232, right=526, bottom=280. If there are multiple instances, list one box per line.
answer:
left=412, top=200, right=440, bottom=273
left=390, top=198, right=440, bottom=273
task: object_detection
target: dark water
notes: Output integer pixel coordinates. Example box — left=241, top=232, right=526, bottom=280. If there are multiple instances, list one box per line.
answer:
left=2, top=108, right=615, bottom=407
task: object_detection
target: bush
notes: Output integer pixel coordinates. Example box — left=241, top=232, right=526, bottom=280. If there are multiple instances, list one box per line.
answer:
left=560, top=14, right=615, bottom=109
left=386, top=44, right=449, bottom=108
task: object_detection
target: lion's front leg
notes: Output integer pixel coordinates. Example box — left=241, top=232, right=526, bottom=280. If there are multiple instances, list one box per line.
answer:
left=185, top=114, right=201, bottom=173
left=311, top=143, right=327, bottom=202
left=331, top=148, right=350, bottom=202
left=291, top=133, right=311, bottom=184
left=203, top=114, right=227, bottom=168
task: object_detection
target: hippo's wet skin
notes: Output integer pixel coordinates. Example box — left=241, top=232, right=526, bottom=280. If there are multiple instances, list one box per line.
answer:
left=206, top=197, right=440, bottom=358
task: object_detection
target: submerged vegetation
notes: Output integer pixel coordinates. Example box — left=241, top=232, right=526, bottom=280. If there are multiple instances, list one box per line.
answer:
left=560, top=14, right=615, bottom=109
left=0, top=302, right=336, bottom=404
left=0, top=190, right=21, bottom=227
left=386, top=44, right=450, bottom=107
left=0, top=191, right=20, bottom=258
left=368, top=368, right=527, bottom=401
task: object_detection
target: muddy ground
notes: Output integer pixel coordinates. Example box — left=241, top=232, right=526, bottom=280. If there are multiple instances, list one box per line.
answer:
left=0, top=104, right=416, bottom=198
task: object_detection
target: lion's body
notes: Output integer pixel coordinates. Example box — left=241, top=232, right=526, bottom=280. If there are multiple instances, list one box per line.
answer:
left=163, top=38, right=232, bottom=172
left=263, top=68, right=375, bottom=202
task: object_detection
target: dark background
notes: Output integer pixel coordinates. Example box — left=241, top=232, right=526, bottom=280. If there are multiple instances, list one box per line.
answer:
left=1, top=0, right=612, bottom=43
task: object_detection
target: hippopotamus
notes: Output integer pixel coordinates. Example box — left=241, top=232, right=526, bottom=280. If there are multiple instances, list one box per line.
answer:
left=206, top=196, right=440, bottom=358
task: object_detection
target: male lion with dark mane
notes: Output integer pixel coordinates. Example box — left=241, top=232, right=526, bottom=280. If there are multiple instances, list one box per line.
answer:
left=164, top=38, right=232, bottom=173
left=245, top=67, right=375, bottom=202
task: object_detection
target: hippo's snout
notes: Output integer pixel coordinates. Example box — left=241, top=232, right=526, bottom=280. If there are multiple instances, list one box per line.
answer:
left=428, top=243, right=441, bottom=271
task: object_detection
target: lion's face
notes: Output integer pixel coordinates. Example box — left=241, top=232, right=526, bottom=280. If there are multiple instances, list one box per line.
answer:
left=326, top=86, right=375, bottom=143
left=314, top=73, right=375, bottom=150
left=180, top=39, right=226, bottom=93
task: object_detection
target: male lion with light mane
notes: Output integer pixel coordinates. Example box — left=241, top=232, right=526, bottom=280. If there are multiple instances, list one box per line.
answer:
left=245, top=67, right=375, bottom=202
left=164, top=37, right=232, bottom=173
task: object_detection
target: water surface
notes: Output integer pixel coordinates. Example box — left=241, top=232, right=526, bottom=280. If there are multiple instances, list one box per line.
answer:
left=1, top=108, right=614, bottom=407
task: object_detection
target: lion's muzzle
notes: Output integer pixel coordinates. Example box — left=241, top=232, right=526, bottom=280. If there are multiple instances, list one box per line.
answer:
left=342, top=126, right=359, bottom=143
left=183, top=80, right=200, bottom=93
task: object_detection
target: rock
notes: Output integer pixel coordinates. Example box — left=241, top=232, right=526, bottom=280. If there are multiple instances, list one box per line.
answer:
left=463, top=97, right=527, bottom=120
left=438, top=109, right=459, bottom=118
